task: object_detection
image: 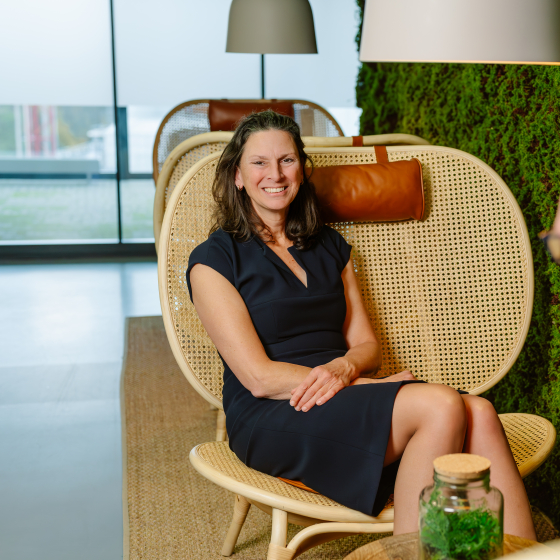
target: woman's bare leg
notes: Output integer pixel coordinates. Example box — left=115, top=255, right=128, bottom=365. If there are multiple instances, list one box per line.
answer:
left=384, top=384, right=468, bottom=534
left=461, top=395, right=536, bottom=540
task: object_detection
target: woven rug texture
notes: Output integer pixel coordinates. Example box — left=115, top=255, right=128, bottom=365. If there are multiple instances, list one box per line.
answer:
left=122, top=316, right=559, bottom=559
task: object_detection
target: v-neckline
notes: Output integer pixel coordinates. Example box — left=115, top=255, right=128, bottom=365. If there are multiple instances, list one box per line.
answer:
left=254, top=236, right=309, bottom=290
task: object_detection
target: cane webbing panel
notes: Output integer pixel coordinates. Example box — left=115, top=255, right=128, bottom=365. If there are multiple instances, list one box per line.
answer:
left=293, top=103, right=340, bottom=137
left=157, top=102, right=211, bottom=172
left=163, top=147, right=531, bottom=402
left=500, top=413, right=556, bottom=478
left=156, top=100, right=343, bottom=176
left=166, top=157, right=221, bottom=398
left=196, top=441, right=347, bottom=508
left=164, top=142, right=229, bottom=207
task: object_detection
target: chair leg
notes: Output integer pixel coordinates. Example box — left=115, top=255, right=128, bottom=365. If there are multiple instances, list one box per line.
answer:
left=216, top=409, right=227, bottom=442
left=267, top=509, right=295, bottom=560
left=221, top=495, right=251, bottom=556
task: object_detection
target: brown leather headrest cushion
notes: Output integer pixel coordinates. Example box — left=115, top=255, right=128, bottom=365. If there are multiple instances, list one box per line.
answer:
left=308, top=147, right=424, bottom=222
left=208, top=100, right=295, bottom=131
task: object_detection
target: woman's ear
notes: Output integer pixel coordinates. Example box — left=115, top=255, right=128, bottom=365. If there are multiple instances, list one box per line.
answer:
left=234, top=167, right=243, bottom=190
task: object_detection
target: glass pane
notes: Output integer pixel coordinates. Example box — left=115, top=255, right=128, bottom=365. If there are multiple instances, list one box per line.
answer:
left=0, top=0, right=118, bottom=244
left=0, top=0, right=113, bottom=107
left=0, top=178, right=118, bottom=243
left=113, top=0, right=260, bottom=106
left=121, top=179, right=155, bottom=242
left=0, top=105, right=115, bottom=170
left=126, top=106, right=170, bottom=175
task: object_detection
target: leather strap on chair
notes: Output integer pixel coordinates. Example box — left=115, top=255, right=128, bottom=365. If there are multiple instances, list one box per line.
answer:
left=278, top=477, right=319, bottom=494
left=352, top=136, right=364, bottom=147
left=374, top=145, right=389, bottom=164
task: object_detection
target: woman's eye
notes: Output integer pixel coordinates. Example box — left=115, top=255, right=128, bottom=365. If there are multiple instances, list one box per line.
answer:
left=283, top=158, right=294, bottom=163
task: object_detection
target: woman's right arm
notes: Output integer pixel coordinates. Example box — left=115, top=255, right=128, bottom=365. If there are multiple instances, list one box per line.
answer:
left=190, top=263, right=312, bottom=400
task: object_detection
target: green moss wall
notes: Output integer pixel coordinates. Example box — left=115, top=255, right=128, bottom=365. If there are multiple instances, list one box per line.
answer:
left=355, top=1, right=560, bottom=527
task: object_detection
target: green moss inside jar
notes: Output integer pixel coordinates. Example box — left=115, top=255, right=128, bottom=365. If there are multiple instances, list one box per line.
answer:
left=419, top=454, right=504, bottom=560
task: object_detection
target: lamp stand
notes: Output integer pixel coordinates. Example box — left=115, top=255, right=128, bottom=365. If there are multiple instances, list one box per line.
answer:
left=260, top=54, right=265, bottom=99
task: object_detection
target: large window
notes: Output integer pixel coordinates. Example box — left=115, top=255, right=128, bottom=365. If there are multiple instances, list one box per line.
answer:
left=0, top=0, right=361, bottom=247
left=0, top=0, right=117, bottom=244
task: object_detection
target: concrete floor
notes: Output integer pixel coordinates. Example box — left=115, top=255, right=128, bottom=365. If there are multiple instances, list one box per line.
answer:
left=0, top=261, right=161, bottom=560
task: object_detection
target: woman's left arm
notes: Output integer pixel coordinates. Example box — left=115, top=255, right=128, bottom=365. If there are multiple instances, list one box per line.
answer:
left=289, top=258, right=382, bottom=411
left=338, top=257, right=382, bottom=377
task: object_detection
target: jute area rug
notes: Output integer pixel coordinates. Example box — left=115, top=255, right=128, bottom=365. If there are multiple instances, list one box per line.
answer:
left=121, top=316, right=559, bottom=560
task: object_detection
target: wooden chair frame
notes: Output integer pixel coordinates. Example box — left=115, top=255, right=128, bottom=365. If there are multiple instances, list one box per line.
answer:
left=158, top=145, right=556, bottom=559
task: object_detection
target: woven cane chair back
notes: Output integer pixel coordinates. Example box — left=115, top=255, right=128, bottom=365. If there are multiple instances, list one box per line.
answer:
left=153, top=99, right=344, bottom=182
left=163, top=136, right=230, bottom=208
left=153, top=132, right=232, bottom=248
left=158, top=146, right=533, bottom=409
left=153, top=132, right=432, bottom=249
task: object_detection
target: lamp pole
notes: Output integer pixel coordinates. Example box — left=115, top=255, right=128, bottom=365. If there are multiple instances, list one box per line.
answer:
left=261, top=54, right=265, bottom=99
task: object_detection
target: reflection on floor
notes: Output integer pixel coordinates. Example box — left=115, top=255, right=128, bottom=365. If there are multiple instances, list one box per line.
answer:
left=0, top=261, right=161, bottom=560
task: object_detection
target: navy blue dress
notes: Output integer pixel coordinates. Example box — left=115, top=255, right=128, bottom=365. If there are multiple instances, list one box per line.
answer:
left=186, top=226, right=410, bottom=516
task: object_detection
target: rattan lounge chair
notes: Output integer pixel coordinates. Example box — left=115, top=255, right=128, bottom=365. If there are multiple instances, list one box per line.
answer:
left=157, top=144, right=556, bottom=559
left=152, top=99, right=345, bottom=184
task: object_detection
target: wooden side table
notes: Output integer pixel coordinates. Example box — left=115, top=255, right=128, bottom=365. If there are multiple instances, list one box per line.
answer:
left=344, top=532, right=547, bottom=559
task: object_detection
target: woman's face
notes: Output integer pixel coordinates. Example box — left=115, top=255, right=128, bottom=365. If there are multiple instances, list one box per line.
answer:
left=235, top=129, right=303, bottom=222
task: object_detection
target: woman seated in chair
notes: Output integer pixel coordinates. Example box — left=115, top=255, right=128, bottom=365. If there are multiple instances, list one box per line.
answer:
left=187, top=110, right=536, bottom=539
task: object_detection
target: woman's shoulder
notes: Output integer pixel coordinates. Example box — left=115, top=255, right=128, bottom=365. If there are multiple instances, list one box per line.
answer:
left=187, top=229, right=238, bottom=300
left=316, top=225, right=352, bottom=269
left=189, top=228, right=234, bottom=263
left=320, top=225, right=349, bottom=247
left=200, top=228, right=234, bottom=246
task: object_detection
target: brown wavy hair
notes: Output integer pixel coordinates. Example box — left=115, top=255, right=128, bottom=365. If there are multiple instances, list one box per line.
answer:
left=210, top=110, right=322, bottom=250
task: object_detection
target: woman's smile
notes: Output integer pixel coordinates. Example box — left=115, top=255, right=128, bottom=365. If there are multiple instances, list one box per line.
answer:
left=263, top=186, right=288, bottom=194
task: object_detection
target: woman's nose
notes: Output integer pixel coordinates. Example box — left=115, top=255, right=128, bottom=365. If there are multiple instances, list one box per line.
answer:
left=268, top=162, right=283, bottom=181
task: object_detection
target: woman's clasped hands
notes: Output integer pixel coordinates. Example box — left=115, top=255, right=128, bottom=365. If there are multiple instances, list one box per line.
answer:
left=289, top=359, right=416, bottom=412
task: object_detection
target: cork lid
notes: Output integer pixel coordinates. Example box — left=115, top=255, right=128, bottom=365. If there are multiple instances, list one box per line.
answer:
left=433, top=453, right=491, bottom=480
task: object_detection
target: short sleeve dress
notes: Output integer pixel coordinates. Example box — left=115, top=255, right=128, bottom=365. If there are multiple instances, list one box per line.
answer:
left=186, top=226, right=415, bottom=516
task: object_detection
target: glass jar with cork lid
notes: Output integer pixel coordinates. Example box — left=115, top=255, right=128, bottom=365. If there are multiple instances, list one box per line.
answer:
left=419, top=453, right=504, bottom=560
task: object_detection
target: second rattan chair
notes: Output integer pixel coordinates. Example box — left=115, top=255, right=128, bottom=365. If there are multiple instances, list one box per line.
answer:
left=158, top=145, right=556, bottom=559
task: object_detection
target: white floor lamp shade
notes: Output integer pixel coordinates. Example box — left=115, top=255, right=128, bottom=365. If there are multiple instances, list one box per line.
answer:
left=226, top=0, right=317, bottom=54
left=359, top=0, right=560, bottom=64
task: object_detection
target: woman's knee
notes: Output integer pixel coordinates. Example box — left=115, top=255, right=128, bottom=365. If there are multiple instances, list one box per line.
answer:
left=463, top=396, right=504, bottom=436
left=397, top=383, right=467, bottom=433
left=426, top=384, right=468, bottom=430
